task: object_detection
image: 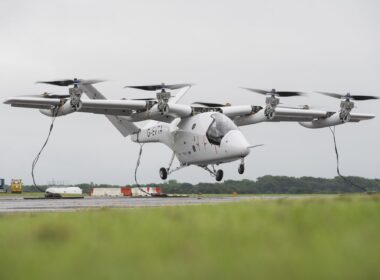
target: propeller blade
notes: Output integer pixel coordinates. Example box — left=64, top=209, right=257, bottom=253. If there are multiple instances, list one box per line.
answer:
left=37, top=79, right=105, bottom=87
left=351, top=95, right=379, bottom=101
left=241, top=88, right=267, bottom=95
left=278, top=104, right=312, bottom=110
left=20, top=93, right=70, bottom=99
left=165, top=83, right=193, bottom=90
left=317, top=91, right=379, bottom=101
left=130, top=98, right=157, bottom=101
left=41, top=94, right=71, bottom=99
left=317, top=91, right=344, bottom=99
left=192, top=102, right=227, bottom=107
left=242, top=87, right=304, bottom=97
left=125, top=83, right=192, bottom=91
left=276, top=91, right=304, bottom=97
left=37, top=79, right=75, bottom=87
left=80, top=79, right=105, bottom=85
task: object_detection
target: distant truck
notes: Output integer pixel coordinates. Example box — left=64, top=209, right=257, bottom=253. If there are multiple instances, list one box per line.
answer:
left=10, top=179, right=23, bottom=193
left=0, top=178, right=5, bottom=192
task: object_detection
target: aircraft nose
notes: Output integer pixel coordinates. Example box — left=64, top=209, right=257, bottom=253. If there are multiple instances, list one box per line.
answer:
left=221, top=130, right=250, bottom=157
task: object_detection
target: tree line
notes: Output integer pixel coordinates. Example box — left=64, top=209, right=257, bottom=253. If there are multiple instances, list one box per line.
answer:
left=157, top=176, right=380, bottom=194
left=18, top=176, right=380, bottom=194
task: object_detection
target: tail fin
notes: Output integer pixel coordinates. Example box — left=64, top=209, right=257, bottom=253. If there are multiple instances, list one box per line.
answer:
left=80, top=84, right=139, bottom=137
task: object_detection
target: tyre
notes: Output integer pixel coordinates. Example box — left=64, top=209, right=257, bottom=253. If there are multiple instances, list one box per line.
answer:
left=215, top=169, right=224, bottom=182
left=238, top=164, right=245, bottom=174
left=159, top=167, right=168, bottom=180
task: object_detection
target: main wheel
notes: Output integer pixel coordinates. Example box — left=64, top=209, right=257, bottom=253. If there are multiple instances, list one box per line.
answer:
left=215, top=169, right=224, bottom=182
left=238, top=164, right=245, bottom=175
left=159, top=167, right=168, bottom=180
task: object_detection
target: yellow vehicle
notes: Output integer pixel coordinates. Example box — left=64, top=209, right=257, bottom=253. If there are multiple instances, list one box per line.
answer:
left=11, top=179, right=23, bottom=193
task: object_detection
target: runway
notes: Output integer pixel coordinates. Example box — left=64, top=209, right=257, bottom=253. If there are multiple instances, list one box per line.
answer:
left=0, top=195, right=316, bottom=213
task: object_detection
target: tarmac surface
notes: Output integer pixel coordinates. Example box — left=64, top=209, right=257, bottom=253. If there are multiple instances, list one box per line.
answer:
left=0, top=195, right=316, bottom=213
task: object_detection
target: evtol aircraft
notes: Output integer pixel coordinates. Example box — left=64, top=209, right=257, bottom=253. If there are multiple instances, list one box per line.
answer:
left=4, top=79, right=378, bottom=181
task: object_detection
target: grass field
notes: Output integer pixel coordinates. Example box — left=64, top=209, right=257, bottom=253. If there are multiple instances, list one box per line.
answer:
left=0, top=195, right=379, bottom=280
left=0, top=192, right=43, bottom=196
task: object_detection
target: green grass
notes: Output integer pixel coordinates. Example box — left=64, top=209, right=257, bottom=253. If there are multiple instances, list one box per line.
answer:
left=0, top=195, right=380, bottom=280
left=0, top=192, right=88, bottom=197
left=0, top=192, right=43, bottom=196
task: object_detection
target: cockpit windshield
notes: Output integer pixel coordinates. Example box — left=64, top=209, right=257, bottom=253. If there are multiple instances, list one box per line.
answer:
left=206, top=113, right=237, bottom=145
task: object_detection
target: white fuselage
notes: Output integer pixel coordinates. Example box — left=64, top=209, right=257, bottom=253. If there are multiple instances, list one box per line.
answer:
left=131, top=112, right=250, bottom=166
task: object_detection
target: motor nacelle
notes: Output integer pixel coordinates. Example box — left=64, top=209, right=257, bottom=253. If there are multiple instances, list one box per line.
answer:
left=299, top=112, right=347, bottom=129
left=264, top=94, right=280, bottom=119
left=39, top=86, right=83, bottom=117
left=156, top=90, right=171, bottom=114
left=39, top=101, right=76, bottom=117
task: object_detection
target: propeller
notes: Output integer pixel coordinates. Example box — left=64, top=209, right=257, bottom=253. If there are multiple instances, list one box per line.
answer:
left=129, top=98, right=156, bottom=101
left=37, top=78, right=105, bottom=87
left=23, top=92, right=70, bottom=99
left=192, top=102, right=228, bottom=107
left=317, top=91, right=379, bottom=101
left=278, top=104, right=312, bottom=110
left=241, top=88, right=305, bottom=97
left=125, top=83, right=192, bottom=91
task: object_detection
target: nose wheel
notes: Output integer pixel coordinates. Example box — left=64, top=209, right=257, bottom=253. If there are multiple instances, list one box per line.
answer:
left=238, top=158, right=245, bottom=175
left=238, top=164, right=245, bottom=174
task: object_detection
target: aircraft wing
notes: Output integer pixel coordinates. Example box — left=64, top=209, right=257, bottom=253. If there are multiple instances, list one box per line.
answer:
left=4, top=97, right=63, bottom=109
left=4, top=97, right=147, bottom=112
left=4, top=96, right=193, bottom=122
left=349, top=113, right=377, bottom=122
left=5, top=93, right=375, bottom=133
left=214, top=105, right=375, bottom=127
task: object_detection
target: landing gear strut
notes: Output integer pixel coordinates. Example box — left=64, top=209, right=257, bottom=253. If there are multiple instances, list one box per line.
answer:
left=200, top=165, right=224, bottom=182
left=159, top=152, right=188, bottom=180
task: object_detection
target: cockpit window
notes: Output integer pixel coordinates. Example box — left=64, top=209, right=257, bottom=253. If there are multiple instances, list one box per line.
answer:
left=206, top=113, right=237, bottom=145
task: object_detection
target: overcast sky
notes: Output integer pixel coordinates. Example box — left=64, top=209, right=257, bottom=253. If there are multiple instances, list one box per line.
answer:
left=0, top=0, right=379, bottom=185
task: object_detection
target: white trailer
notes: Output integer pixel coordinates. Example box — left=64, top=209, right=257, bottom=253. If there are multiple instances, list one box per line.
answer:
left=91, top=188, right=123, bottom=197
left=45, top=186, right=83, bottom=198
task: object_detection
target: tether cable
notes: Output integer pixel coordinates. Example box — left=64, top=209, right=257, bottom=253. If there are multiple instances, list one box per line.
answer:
left=133, top=141, right=151, bottom=196
left=31, top=107, right=59, bottom=192
left=329, top=126, right=366, bottom=192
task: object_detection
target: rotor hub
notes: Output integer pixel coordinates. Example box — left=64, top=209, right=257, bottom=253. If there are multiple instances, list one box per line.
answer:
left=69, top=86, right=83, bottom=110
left=339, top=99, right=354, bottom=122
left=156, top=90, right=171, bottom=114
left=264, top=95, right=280, bottom=119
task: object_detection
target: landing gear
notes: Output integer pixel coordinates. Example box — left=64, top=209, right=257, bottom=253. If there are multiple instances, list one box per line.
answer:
left=159, top=167, right=168, bottom=180
left=238, top=164, right=245, bottom=174
left=159, top=153, right=188, bottom=180
left=200, top=165, right=224, bottom=182
left=216, top=169, right=224, bottom=182
left=238, top=158, right=245, bottom=175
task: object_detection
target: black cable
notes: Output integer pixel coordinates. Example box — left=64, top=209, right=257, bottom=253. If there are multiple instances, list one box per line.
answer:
left=31, top=108, right=58, bottom=192
left=133, top=143, right=152, bottom=196
left=329, top=126, right=367, bottom=192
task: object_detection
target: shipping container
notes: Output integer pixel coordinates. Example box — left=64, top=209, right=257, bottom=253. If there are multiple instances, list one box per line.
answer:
left=121, top=187, right=132, bottom=196
left=90, top=186, right=161, bottom=197
left=91, top=188, right=124, bottom=197
left=131, top=186, right=161, bottom=197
